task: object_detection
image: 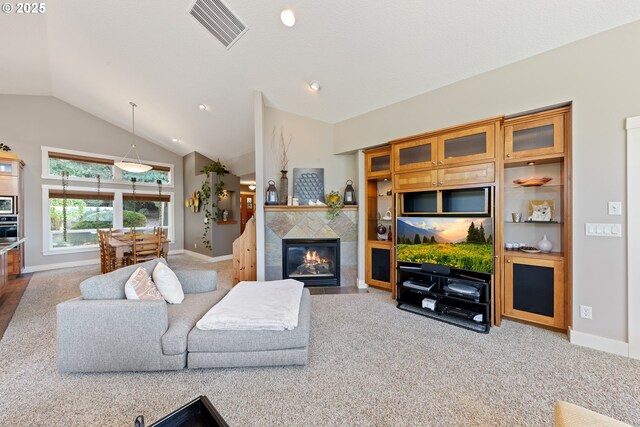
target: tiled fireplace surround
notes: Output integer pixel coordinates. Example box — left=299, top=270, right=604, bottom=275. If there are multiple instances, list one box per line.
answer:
left=264, top=207, right=358, bottom=286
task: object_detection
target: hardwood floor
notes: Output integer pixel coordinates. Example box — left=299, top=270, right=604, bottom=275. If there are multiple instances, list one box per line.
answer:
left=0, top=274, right=31, bottom=340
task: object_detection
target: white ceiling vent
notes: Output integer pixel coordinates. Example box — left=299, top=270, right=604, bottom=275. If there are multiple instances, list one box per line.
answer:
left=190, top=0, right=247, bottom=49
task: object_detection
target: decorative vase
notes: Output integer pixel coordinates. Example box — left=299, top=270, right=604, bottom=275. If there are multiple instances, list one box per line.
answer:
left=279, top=170, right=288, bottom=206
left=537, top=235, right=553, bottom=252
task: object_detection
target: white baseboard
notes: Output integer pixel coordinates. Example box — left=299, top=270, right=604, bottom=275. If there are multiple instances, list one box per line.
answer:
left=568, top=326, right=630, bottom=357
left=357, top=278, right=369, bottom=289
left=182, top=250, right=232, bottom=263
left=168, top=249, right=185, bottom=255
left=23, top=258, right=100, bottom=274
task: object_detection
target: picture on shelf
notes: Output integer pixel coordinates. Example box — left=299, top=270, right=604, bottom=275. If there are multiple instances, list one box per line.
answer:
left=527, top=199, right=554, bottom=221
left=396, top=217, right=494, bottom=274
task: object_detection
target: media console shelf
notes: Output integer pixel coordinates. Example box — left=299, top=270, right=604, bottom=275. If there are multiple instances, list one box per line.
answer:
left=396, top=265, right=491, bottom=333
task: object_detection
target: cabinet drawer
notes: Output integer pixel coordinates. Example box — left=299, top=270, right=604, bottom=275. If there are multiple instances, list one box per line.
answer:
left=393, top=137, right=437, bottom=172
left=438, top=123, right=495, bottom=166
left=394, top=170, right=438, bottom=191
left=436, top=162, right=495, bottom=187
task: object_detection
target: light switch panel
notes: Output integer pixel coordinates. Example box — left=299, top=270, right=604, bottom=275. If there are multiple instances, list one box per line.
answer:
left=586, top=223, right=622, bottom=237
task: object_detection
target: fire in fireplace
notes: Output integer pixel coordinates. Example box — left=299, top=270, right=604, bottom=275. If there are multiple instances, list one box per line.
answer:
left=282, top=238, right=340, bottom=286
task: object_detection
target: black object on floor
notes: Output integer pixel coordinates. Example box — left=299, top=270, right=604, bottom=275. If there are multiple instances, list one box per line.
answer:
left=136, top=395, right=229, bottom=427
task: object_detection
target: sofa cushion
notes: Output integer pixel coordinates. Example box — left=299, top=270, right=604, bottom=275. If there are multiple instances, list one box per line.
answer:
left=152, top=262, right=184, bottom=304
left=81, top=258, right=167, bottom=300
left=161, top=290, right=227, bottom=355
left=124, top=267, right=163, bottom=300
left=188, top=289, right=311, bottom=353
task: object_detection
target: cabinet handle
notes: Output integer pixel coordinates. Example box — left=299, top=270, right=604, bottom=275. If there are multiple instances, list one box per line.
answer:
left=506, top=259, right=511, bottom=263
left=506, top=153, right=511, bottom=158
left=432, top=161, right=436, bottom=165
left=432, top=182, right=437, bottom=186
left=439, top=181, right=444, bottom=185
left=438, top=160, right=444, bottom=165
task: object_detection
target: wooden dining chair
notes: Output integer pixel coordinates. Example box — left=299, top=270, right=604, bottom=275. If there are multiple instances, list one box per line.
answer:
left=130, top=232, right=162, bottom=264
left=97, top=229, right=117, bottom=273
left=154, top=227, right=169, bottom=259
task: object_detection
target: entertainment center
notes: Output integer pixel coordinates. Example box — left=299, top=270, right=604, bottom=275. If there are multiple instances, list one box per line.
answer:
left=363, top=104, right=572, bottom=333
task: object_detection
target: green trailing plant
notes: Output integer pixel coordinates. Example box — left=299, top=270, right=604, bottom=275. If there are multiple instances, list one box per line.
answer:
left=326, top=190, right=344, bottom=220
left=200, top=159, right=229, bottom=250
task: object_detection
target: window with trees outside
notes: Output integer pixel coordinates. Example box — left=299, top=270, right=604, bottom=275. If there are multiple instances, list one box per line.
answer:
left=122, top=193, right=170, bottom=233
left=44, top=148, right=173, bottom=186
left=49, top=190, right=115, bottom=248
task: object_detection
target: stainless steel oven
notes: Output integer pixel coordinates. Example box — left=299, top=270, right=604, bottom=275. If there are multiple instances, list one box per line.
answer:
left=0, top=196, right=15, bottom=214
left=0, top=215, right=18, bottom=242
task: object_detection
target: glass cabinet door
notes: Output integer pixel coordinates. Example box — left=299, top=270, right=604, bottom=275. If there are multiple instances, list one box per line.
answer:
left=366, top=148, right=392, bottom=178
left=393, top=137, right=437, bottom=172
left=505, top=115, right=564, bottom=160
left=437, top=124, right=495, bottom=165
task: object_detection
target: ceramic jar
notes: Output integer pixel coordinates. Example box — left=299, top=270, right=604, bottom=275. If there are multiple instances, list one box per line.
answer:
left=537, top=235, right=553, bottom=252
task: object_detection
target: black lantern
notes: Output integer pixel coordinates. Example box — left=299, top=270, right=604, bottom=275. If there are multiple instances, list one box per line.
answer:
left=265, top=180, right=279, bottom=205
left=343, top=180, right=356, bottom=205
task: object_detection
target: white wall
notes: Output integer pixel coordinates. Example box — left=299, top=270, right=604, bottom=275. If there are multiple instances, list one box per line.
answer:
left=263, top=106, right=356, bottom=201
left=333, top=21, right=640, bottom=344
left=0, top=95, right=185, bottom=271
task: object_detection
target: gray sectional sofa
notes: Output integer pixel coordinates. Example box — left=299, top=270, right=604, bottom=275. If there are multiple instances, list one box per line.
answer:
left=56, top=258, right=311, bottom=373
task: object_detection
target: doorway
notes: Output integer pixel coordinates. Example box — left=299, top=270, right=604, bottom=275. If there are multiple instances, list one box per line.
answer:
left=240, top=193, right=255, bottom=234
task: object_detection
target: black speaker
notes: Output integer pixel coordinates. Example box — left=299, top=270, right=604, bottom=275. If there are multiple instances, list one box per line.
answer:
left=421, top=263, right=450, bottom=276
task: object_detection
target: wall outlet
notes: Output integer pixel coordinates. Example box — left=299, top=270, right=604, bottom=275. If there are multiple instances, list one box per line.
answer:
left=194, top=243, right=197, bottom=249
left=580, top=305, right=593, bottom=319
left=608, top=201, right=622, bottom=215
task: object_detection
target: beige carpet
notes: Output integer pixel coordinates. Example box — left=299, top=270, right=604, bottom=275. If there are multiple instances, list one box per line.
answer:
left=0, top=255, right=638, bottom=426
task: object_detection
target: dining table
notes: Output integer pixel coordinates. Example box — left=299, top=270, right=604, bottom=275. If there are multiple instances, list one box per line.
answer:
left=109, top=233, right=169, bottom=268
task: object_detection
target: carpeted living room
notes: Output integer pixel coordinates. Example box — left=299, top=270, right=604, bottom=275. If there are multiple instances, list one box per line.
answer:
left=1, top=2, right=640, bottom=426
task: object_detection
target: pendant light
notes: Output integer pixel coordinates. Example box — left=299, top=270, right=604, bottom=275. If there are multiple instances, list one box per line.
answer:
left=115, top=102, right=153, bottom=173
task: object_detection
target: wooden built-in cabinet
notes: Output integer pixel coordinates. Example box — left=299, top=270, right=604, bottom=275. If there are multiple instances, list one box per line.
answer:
left=392, top=120, right=497, bottom=173
left=362, top=106, right=571, bottom=333
left=364, top=147, right=395, bottom=295
left=503, top=253, right=565, bottom=328
left=500, top=106, right=571, bottom=330
left=394, top=163, right=495, bottom=192
left=504, top=109, right=565, bottom=161
left=7, top=249, right=21, bottom=277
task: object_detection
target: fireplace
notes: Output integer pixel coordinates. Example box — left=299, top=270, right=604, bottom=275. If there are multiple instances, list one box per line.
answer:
left=282, top=238, right=340, bottom=286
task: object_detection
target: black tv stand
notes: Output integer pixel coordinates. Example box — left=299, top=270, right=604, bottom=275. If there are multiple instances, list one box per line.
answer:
left=396, top=265, right=491, bottom=333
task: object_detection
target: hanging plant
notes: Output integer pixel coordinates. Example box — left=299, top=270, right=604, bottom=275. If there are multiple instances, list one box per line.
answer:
left=200, top=159, right=229, bottom=250
left=326, top=190, right=344, bottom=220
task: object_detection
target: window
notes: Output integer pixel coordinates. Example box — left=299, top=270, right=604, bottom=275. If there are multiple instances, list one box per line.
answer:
left=122, top=165, right=171, bottom=184
left=122, top=193, right=171, bottom=232
left=43, top=147, right=174, bottom=187
left=44, top=186, right=174, bottom=254
left=48, top=152, right=114, bottom=180
left=48, top=190, right=115, bottom=248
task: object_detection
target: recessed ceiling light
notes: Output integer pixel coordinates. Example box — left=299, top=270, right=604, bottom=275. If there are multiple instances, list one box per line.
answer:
left=199, top=104, right=207, bottom=111
left=280, top=9, right=295, bottom=27
left=172, top=138, right=179, bottom=143
left=309, top=80, right=321, bottom=92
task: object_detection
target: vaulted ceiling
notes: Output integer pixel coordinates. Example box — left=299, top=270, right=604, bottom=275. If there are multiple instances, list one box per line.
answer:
left=2, top=1, right=640, bottom=165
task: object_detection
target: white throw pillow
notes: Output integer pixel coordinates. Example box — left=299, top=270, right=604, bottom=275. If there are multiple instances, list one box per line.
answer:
left=152, top=262, right=184, bottom=304
left=124, top=267, right=163, bottom=301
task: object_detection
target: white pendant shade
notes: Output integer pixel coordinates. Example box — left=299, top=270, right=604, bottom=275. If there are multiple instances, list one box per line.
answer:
left=114, top=160, right=153, bottom=173
left=115, top=102, right=153, bottom=174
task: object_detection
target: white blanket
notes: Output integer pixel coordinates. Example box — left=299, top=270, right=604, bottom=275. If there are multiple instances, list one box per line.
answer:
left=196, top=279, right=304, bottom=331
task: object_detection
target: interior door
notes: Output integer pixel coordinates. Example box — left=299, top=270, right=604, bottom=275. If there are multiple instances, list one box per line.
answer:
left=240, top=193, right=255, bottom=234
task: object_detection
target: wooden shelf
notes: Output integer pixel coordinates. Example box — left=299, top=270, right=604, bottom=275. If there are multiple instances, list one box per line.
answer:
left=367, top=239, right=392, bottom=246
left=216, top=220, right=238, bottom=225
left=504, top=250, right=564, bottom=260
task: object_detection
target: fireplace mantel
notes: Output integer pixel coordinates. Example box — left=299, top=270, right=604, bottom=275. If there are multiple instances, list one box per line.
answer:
left=264, top=205, right=358, bottom=212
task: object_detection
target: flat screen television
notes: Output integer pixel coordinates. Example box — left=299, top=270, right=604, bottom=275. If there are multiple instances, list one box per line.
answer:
left=396, top=217, right=494, bottom=274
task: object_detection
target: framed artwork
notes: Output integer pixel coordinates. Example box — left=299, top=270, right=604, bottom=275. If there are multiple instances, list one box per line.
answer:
left=293, top=168, right=324, bottom=205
